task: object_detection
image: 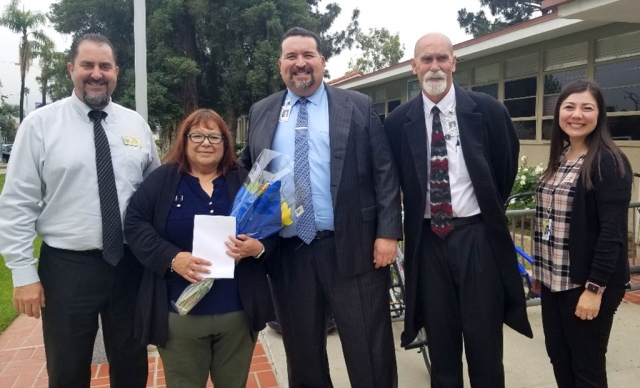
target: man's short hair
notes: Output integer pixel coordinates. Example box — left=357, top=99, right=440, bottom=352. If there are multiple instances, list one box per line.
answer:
left=282, top=27, right=323, bottom=56
left=69, top=33, right=118, bottom=65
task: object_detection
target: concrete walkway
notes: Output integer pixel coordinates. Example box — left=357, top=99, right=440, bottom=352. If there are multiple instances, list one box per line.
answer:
left=261, top=277, right=640, bottom=387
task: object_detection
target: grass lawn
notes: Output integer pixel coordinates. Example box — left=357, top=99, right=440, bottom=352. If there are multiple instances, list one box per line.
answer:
left=0, top=174, right=43, bottom=333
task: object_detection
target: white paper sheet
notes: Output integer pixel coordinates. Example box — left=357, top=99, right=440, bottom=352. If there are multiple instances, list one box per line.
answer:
left=192, top=215, right=236, bottom=279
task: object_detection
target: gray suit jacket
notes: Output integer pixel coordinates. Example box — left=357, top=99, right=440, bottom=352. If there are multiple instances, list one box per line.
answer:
left=240, top=84, right=402, bottom=277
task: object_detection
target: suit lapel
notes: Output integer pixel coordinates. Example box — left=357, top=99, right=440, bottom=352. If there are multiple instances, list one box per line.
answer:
left=454, top=86, right=485, bottom=178
left=403, top=96, right=429, bottom=196
left=255, top=91, right=286, bottom=156
left=326, top=86, right=350, bottom=204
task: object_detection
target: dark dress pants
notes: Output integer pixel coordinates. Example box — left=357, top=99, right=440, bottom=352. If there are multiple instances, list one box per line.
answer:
left=417, top=220, right=506, bottom=388
left=269, top=235, right=397, bottom=388
left=38, top=243, right=148, bottom=388
left=541, top=284, right=625, bottom=388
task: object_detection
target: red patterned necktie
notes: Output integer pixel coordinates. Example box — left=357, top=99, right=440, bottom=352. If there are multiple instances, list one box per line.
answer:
left=429, top=106, right=453, bottom=238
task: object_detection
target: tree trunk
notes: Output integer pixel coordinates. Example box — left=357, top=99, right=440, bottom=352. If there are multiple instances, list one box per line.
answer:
left=227, top=111, right=238, bottom=144
left=19, top=75, right=25, bottom=122
left=41, top=80, right=47, bottom=106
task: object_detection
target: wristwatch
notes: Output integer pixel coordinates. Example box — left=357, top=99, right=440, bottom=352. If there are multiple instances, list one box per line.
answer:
left=255, top=245, right=266, bottom=259
left=585, top=281, right=606, bottom=295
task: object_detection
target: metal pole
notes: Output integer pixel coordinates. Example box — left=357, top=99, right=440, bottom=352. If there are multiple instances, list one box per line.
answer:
left=133, top=0, right=148, bottom=121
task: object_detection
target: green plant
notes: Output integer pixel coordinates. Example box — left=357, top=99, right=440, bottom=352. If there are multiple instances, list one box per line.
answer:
left=508, top=155, right=545, bottom=210
left=235, top=142, right=245, bottom=157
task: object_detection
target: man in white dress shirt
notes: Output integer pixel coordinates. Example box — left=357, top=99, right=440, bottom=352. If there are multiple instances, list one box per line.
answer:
left=384, top=33, right=532, bottom=388
left=0, top=33, right=160, bottom=387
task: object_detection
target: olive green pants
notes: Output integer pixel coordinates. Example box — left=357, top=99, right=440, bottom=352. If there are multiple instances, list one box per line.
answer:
left=159, top=311, right=256, bottom=388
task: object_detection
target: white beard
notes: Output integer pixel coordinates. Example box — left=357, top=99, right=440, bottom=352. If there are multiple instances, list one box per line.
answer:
left=422, top=71, right=448, bottom=96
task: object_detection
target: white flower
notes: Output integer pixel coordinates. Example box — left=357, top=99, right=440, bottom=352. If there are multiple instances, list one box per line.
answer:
left=535, top=166, right=544, bottom=174
left=521, top=155, right=528, bottom=163
left=524, top=167, right=530, bottom=173
left=520, top=175, right=527, bottom=181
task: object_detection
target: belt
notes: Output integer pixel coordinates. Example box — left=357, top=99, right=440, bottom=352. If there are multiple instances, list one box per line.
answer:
left=425, top=214, right=482, bottom=228
left=313, top=230, right=334, bottom=239
left=282, top=230, right=335, bottom=244
left=451, top=214, right=482, bottom=228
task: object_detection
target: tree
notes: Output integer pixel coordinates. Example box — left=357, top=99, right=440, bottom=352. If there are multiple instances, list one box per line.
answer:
left=348, top=28, right=404, bottom=74
left=49, top=0, right=360, bottom=144
left=45, top=50, right=74, bottom=102
left=0, top=0, right=50, bottom=121
left=457, top=0, right=548, bottom=38
left=0, top=82, right=19, bottom=141
left=34, top=39, right=57, bottom=106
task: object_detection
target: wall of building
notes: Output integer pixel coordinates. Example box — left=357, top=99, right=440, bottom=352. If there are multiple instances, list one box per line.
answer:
left=352, top=22, right=640, bottom=199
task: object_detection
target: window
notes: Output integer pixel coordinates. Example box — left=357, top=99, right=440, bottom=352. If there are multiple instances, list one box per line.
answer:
left=504, top=77, right=537, bottom=139
left=596, top=59, right=640, bottom=113
left=471, top=63, right=499, bottom=99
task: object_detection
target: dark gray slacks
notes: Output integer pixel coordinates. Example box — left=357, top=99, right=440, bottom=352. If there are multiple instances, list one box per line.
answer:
left=417, top=220, right=506, bottom=388
left=39, top=243, right=148, bottom=388
left=541, top=284, right=625, bottom=388
left=270, top=235, right=397, bottom=388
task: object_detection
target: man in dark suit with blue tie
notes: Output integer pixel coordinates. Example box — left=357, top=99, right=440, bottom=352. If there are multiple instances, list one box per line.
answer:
left=384, top=33, right=533, bottom=388
left=240, top=27, right=403, bottom=388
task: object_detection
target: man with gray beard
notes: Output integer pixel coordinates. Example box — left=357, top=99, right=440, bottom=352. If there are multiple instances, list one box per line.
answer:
left=241, top=27, right=402, bottom=388
left=0, top=33, right=159, bottom=387
left=384, top=33, right=532, bottom=388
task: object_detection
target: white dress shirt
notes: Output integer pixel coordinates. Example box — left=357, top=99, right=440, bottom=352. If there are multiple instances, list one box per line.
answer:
left=421, top=87, right=481, bottom=218
left=0, top=93, right=161, bottom=287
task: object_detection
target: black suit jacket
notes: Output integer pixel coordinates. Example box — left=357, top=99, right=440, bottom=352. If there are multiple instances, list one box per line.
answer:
left=568, top=150, right=632, bottom=288
left=124, top=164, right=276, bottom=347
left=384, top=85, right=533, bottom=346
left=240, top=84, right=403, bottom=277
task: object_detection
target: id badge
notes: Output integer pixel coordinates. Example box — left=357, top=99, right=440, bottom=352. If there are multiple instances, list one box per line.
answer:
left=542, top=218, right=552, bottom=241
left=279, top=105, right=292, bottom=122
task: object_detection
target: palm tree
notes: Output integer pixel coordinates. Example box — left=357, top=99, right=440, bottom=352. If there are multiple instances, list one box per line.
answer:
left=0, top=0, right=48, bottom=122
left=35, top=38, right=57, bottom=106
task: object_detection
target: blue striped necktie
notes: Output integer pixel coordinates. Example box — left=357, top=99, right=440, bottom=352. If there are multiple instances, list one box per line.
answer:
left=293, top=98, right=316, bottom=244
left=89, top=110, right=124, bottom=265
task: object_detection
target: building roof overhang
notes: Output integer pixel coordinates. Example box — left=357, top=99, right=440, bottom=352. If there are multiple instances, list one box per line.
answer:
left=333, top=0, right=635, bottom=90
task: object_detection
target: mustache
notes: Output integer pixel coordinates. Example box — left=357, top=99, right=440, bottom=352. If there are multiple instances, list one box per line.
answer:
left=290, top=66, right=313, bottom=75
left=83, top=77, right=108, bottom=85
left=424, top=70, right=446, bottom=80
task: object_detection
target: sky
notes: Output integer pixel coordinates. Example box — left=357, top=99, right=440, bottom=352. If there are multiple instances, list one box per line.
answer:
left=0, top=0, right=480, bottom=112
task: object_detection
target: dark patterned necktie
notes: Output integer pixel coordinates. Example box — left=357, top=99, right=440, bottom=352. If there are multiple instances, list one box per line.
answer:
left=89, top=110, right=124, bottom=266
left=293, top=98, right=316, bottom=244
left=430, top=106, right=453, bottom=239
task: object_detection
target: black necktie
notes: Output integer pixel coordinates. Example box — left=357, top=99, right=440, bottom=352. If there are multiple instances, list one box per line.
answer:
left=89, top=110, right=123, bottom=266
left=429, top=106, right=453, bottom=238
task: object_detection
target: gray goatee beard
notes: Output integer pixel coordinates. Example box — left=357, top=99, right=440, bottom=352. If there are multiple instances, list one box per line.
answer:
left=83, top=78, right=110, bottom=109
left=289, top=67, right=315, bottom=91
left=83, top=91, right=110, bottom=110
left=423, top=70, right=448, bottom=96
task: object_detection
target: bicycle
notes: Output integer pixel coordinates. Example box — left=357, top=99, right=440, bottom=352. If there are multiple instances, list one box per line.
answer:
left=388, top=245, right=432, bottom=375
left=505, top=191, right=540, bottom=301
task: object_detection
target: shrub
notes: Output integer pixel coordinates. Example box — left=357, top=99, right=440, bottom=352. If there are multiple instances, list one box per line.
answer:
left=508, top=155, right=545, bottom=210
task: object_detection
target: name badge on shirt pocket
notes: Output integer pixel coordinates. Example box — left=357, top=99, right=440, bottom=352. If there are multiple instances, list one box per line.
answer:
left=122, top=135, right=142, bottom=147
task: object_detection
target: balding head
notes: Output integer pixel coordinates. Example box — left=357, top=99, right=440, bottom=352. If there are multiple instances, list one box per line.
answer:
left=414, top=33, right=454, bottom=58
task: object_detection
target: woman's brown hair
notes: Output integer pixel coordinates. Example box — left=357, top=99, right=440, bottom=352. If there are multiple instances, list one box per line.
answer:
left=163, top=109, right=240, bottom=176
left=542, top=80, right=630, bottom=190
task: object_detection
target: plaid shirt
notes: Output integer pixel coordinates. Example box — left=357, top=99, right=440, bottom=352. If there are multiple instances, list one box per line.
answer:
left=533, top=153, right=585, bottom=292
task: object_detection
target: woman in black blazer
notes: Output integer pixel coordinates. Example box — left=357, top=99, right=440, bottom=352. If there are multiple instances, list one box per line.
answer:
left=533, top=80, right=632, bottom=388
left=124, top=109, right=275, bottom=388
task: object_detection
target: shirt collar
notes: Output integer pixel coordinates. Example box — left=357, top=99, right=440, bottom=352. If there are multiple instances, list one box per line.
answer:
left=285, top=82, right=326, bottom=107
left=421, top=85, right=456, bottom=116
left=69, top=91, right=114, bottom=122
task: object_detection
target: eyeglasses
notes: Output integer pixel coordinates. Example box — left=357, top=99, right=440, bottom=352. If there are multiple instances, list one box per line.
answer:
left=187, top=133, right=225, bottom=145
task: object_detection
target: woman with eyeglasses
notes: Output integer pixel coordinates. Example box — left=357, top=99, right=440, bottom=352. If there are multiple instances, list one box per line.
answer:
left=532, top=80, right=632, bottom=388
left=124, top=109, right=275, bottom=388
